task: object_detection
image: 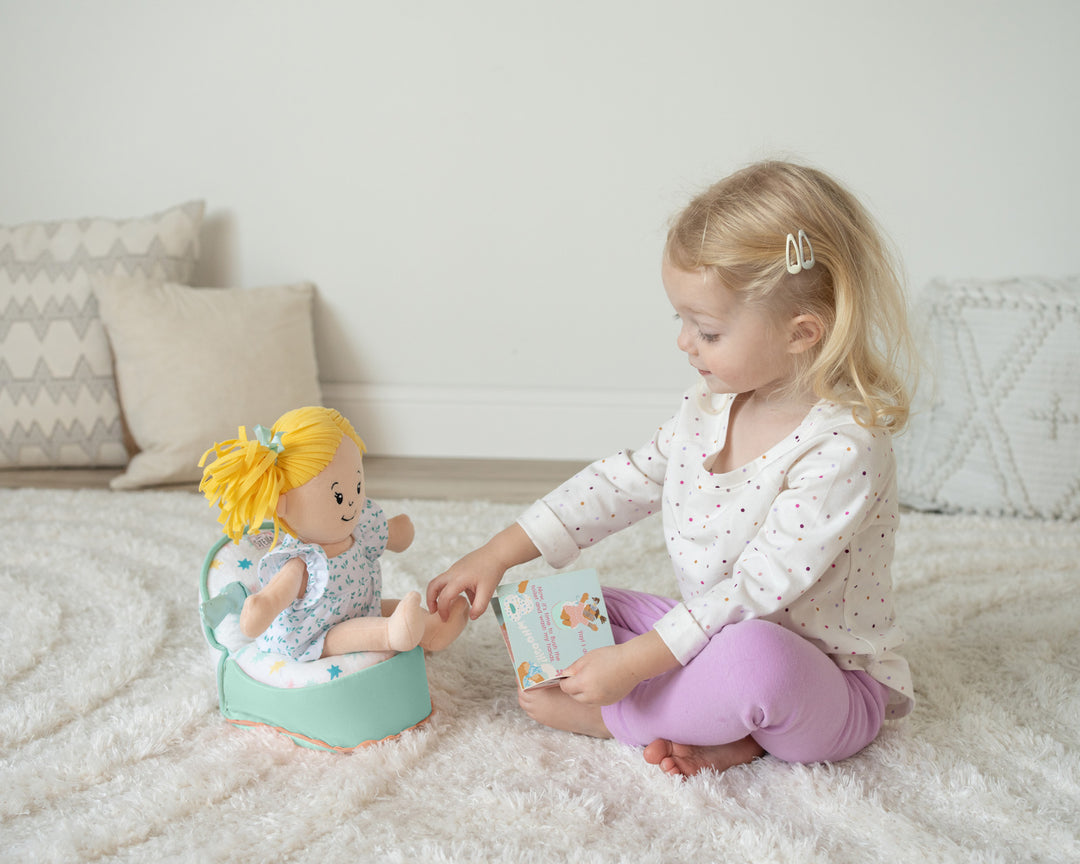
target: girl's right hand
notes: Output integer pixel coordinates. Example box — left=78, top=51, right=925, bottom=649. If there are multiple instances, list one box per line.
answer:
left=426, top=547, right=506, bottom=621
left=426, top=523, right=541, bottom=621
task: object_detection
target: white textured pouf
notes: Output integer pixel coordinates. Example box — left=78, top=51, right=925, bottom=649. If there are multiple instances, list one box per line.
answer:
left=897, top=276, right=1080, bottom=519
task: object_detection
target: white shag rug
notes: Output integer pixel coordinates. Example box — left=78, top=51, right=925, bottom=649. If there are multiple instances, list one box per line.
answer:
left=1, top=487, right=1078, bottom=864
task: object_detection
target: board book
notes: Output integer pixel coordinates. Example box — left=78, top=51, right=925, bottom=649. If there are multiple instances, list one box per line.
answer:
left=490, top=568, right=614, bottom=690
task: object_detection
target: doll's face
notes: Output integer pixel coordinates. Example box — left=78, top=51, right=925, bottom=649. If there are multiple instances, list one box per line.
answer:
left=278, top=437, right=365, bottom=547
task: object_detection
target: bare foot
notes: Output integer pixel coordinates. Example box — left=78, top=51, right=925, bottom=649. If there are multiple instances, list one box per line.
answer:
left=386, top=591, right=426, bottom=651
left=518, top=686, right=613, bottom=739
left=642, top=735, right=765, bottom=778
left=421, top=595, right=469, bottom=652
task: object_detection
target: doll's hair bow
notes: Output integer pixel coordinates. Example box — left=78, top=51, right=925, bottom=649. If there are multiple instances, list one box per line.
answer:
left=253, top=424, right=285, bottom=455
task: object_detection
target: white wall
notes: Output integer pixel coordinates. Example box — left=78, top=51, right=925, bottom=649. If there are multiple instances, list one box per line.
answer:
left=2, top=1, right=1077, bottom=459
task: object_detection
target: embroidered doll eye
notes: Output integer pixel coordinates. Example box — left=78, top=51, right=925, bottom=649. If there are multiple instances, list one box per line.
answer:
left=334, top=491, right=343, bottom=504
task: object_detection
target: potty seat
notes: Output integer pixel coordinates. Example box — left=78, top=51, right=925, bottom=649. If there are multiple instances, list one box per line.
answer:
left=199, top=526, right=433, bottom=751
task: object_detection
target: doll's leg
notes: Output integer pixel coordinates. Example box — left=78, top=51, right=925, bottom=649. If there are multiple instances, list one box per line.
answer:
left=603, top=619, right=889, bottom=773
left=323, top=592, right=426, bottom=655
left=381, top=594, right=469, bottom=652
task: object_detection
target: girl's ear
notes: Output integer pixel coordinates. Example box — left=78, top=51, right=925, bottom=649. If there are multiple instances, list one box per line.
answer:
left=276, top=492, right=290, bottom=518
left=787, top=313, right=825, bottom=355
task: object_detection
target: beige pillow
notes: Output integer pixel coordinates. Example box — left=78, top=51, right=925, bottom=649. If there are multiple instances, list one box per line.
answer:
left=0, top=201, right=204, bottom=468
left=97, top=276, right=322, bottom=489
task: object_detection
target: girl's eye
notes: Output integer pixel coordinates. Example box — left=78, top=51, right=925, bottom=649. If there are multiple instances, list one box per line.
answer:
left=356, top=482, right=363, bottom=495
left=334, top=491, right=343, bottom=504
left=674, top=312, right=720, bottom=343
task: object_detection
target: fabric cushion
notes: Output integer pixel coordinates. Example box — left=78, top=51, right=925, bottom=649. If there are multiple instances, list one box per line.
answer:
left=897, top=275, right=1080, bottom=519
left=0, top=201, right=204, bottom=468
left=97, top=277, right=322, bottom=489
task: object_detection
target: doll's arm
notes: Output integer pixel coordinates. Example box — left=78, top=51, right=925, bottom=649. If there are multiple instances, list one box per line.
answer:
left=238, top=556, right=307, bottom=638
left=387, top=513, right=415, bottom=553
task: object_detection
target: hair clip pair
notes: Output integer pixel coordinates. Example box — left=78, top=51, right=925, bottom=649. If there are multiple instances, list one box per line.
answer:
left=785, top=230, right=814, bottom=274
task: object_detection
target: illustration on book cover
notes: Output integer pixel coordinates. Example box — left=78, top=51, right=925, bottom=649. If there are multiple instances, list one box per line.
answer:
left=490, top=569, right=615, bottom=690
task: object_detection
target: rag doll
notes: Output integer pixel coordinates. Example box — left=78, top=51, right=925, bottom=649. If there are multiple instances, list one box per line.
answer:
left=199, top=406, right=469, bottom=661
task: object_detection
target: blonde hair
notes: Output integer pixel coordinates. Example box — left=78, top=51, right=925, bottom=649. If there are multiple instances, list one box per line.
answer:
left=199, top=406, right=366, bottom=543
left=666, top=160, right=915, bottom=430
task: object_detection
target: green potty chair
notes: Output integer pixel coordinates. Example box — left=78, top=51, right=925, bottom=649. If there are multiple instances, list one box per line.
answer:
left=199, top=526, right=433, bottom=751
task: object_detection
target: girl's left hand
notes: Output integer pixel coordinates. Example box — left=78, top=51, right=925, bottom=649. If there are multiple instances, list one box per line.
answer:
left=558, top=644, right=643, bottom=706
left=559, top=629, right=681, bottom=706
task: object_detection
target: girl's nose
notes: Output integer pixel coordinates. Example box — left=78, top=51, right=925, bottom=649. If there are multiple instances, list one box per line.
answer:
left=676, top=324, right=694, bottom=353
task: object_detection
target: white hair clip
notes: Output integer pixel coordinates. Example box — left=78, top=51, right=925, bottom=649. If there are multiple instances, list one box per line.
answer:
left=785, top=230, right=815, bottom=274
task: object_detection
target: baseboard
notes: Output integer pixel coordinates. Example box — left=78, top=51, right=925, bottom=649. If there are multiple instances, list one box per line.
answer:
left=320, top=382, right=678, bottom=460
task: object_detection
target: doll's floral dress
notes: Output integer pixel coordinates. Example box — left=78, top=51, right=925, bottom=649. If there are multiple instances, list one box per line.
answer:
left=255, top=499, right=389, bottom=661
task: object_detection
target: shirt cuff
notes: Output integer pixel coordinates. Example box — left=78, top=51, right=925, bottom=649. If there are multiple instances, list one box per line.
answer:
left=653, top=602, right=710, bottom=666
left=517, top=500, right=582, bottom=569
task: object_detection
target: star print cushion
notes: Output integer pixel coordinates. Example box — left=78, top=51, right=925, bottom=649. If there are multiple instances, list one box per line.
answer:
left=896, top=275, right=1080, bottom=519
left=231, top=642, right=390, bottom=687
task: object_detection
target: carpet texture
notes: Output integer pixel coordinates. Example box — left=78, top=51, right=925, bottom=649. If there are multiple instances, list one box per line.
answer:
left=1, top=488, right=1078, bottom=863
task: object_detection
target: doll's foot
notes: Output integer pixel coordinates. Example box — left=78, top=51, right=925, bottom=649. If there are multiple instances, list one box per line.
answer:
left=642, top=735, right=765, bottom=778
left=517, top=686, right=613, bottom=739
left=386, top=591, right=426, bottom=651
left=421, top=595, right=469, bottom=652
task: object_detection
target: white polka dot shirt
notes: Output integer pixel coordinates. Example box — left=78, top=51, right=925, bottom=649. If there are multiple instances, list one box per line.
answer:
left=519, top=383, right=914, bottom=718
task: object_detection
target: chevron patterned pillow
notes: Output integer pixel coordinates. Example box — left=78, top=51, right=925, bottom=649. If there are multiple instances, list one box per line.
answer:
left=0, top=201, right=204, bottom=468
left=897, top=276, right=1080, bottom=519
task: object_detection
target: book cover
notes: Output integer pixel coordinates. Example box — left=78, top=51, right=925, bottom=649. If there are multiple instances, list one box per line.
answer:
left=490, top=568, right=614, bottom=690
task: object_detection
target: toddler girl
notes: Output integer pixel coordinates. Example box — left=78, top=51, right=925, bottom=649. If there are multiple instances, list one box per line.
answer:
left=427, top=161, right=915, bottom=777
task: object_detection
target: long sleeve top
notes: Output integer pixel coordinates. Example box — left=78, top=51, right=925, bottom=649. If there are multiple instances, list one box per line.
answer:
left=518, top=382, right=913, bottom=719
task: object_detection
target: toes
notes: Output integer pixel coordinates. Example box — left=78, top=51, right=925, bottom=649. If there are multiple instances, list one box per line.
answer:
left=643, top=738, right=672, bottom=765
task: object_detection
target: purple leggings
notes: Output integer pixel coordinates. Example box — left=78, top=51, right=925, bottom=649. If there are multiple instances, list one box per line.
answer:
left=599, top=588, right=889, bottom=763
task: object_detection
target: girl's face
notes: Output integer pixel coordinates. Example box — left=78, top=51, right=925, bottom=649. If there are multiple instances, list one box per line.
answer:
left=663, top=260, right=800, bottom=399
left=278, top=437, right=365, bottom=546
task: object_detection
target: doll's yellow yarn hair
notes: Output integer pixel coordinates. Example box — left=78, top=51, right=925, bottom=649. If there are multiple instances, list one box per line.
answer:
left=198, top=406, right=366, bottom=544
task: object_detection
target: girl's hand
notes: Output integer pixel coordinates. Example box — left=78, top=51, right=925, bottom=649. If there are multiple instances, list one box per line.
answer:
left=558, top=644, right=643, bottom=706
left=426, top=523, right=541, bottom=621
left=426, top=546, right=506, bottom=621
left=559, top=630, right=681, bottom=706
